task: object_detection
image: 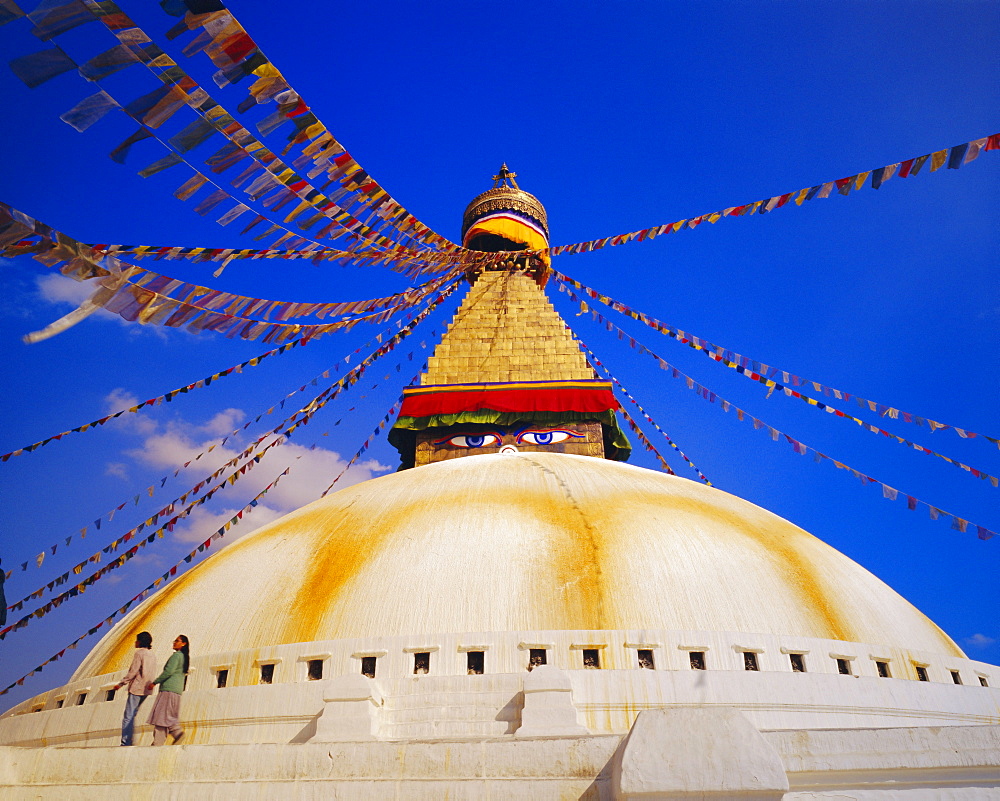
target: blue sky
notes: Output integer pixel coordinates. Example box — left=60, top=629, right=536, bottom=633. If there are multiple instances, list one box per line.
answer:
left=0, top=1, right=997, bottom=708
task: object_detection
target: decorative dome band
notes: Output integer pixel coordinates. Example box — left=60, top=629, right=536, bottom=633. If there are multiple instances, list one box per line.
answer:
left=461, top=187, right=549, bottom=239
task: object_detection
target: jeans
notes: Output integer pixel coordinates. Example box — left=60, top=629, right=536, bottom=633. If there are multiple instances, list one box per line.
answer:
left=120, top=693, right=147, bottom=746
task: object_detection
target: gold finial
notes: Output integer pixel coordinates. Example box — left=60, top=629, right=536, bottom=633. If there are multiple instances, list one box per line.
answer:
left=491, top=163, right=519, bottom=190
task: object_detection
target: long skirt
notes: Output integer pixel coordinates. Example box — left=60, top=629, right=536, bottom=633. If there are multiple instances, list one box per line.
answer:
left=147, top=690, right=182, bottom=728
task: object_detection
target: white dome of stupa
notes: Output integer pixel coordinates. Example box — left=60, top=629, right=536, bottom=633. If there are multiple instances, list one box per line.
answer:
left=72, top=451, right=962, bottom=682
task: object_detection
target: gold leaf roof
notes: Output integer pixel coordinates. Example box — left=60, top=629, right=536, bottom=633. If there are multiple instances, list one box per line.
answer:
left=462, top=186, right=549, bottom=238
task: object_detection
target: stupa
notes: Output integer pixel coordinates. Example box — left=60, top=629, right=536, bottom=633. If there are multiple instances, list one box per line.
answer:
left=1, top=172, right=997, bottom=799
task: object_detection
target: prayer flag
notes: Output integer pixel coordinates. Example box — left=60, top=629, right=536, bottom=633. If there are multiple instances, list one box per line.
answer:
left=60, top=90, right=118, bottom=132
left=10, top=46, right=77, bottom=87
left=947, top=143, right=969, bottom=169
left=138, top=152, right=183, bottom=178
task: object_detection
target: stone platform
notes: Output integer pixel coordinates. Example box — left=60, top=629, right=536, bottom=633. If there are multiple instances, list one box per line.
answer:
left=2, top=715, right=999, bottom=799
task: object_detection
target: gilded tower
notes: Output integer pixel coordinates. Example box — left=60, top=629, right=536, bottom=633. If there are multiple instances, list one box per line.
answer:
left=389, top=167, right=629, bottom=467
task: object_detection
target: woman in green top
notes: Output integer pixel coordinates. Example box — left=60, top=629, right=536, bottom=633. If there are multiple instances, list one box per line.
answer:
left=147, top=634, right=189, bottom=745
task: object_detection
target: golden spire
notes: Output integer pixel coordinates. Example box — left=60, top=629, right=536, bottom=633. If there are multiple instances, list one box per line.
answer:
left=492, top=163, right=519, bottom=189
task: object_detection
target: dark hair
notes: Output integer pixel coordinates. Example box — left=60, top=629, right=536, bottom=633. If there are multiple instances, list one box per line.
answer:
left=177, top=634, right=190, bottom=674
left=136, top=631, right=152, bottom=649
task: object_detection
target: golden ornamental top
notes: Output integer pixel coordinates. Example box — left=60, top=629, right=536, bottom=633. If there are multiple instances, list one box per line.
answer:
left=461, top=164, right=549, bottom=238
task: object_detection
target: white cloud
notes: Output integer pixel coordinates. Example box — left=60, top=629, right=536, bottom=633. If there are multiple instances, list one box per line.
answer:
left=161, top=446, right=390, bottom=546
left=121, top=407, right=248, bottom=472
left=965, top=633, right=996, bottom=649
left=104, top=389, right=158, bottom=435
left=172, top=503, right=284, bottom=546
left=260, top=441, right=390, bottom=510
left=36, top=274, right=96, bottom=307
left=105, top=388, right=139, bottom=411
left=128, top=428, right=225, bottom=471
left=105, top=462, right=129, bottom=480
left=201, top=408, right=246, bottom=436
left=106, top=405, right=393, bottom=567
left=123, top=414, right=390, bottom=513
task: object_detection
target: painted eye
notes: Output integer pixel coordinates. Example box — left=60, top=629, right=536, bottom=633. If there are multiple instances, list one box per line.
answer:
left=446, top=434, right=500, bottom=448
left=517, top=429, right=579, bottom=445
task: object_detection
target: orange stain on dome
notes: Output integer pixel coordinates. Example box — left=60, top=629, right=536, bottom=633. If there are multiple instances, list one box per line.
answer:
left=280, top=501, right=384, bottom=645
left=517, top=455, right=610, bottom=632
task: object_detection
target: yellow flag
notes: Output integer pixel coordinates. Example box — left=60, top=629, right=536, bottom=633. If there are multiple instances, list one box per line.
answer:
left=283, top=200, right=312, bottom=224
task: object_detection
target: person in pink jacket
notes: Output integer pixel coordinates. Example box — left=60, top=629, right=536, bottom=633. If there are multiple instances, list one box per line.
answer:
left=113, top=631, right=155, bottom=746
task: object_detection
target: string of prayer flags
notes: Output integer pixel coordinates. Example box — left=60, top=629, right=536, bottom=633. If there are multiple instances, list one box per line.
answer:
left=321, top=398, right=406, bottom=497
left=303, top=290, right=452, bottom=437
left=125, top=110, right=394, bottom=256
left=88, top=241, right=465, bottom=281
left=88, top=241, right=467, bottom=272
left=0, top=337, right=308, bottom=463
left=562, top=284, right=1000, bottom=490
left=92, top=263, right=457, bottom=328
left=14, top=6, right=385, bottom=253
left=0, top=467, right=294, bottom=687
left=14, top=325, right=427, bottom=623
left=10, top=205, right=462, bottom=343
left=2, top=198, right=463, bottom=323
left=620, top=387, right=707, bottom=482
left=72, top=260, right=460, bottom=344
left=4, top=306, right=439, bottom=580
left=580, top=313, right=996, bottom=542
left=31, top=276, right=452, bottom=592
left=0, top=460, right=287, bottom=639
left=0, top=614, right=114, bottom=696
left=711, top=393, right=996, bottom=542
left=4, top=28, right=358, bottom=259
left=158, top=1, right=458, bottom=254
left=576, top=335, right=710, bottom=484
left=6, top=421, right=295, bottom=617
left=3, top=339, right=413, bottom=626
left=4, top=457, right=256, bottom=632
left=74, top=0, right=439, bottom=254
left=546, top=133, right=999, bottom=257
left=552, top=270, right=1000, bottom=450
left=616, top=403, right=676, bottom=477
left=6, top=190, right=469, bottom=289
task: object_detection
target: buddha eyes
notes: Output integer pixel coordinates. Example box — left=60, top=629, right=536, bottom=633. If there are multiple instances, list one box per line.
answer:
left=517, top=429, right=580, bottom=445
left=443, top=433, right=500, bottom=448
left=433, top=428, right=582, bottom=448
